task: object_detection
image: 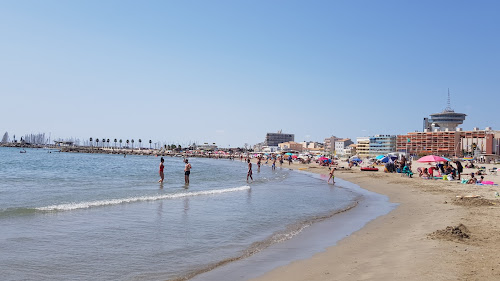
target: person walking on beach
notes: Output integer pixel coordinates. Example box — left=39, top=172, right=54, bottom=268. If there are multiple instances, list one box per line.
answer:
left=272, top=157, right=276, bottom=171
left=328, top=167, right=335, bottom=184
left=247, top=159, right=253, bottom=181
left=184, top=159, right=191, bottom=184
left=455, top=160, right=463, bottom=180
left=158, top=157, right=165, bottom=183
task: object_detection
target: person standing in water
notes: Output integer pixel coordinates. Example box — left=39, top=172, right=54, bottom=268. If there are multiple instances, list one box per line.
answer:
left=328, top=167, right=335, bottom=184
left=158, top=157, right=165, bottom=183
left=247, top=159, right=253, bottom=181
left=257, top=156, right=261, bottom=172
left=184, top=159, right=192, bottom=184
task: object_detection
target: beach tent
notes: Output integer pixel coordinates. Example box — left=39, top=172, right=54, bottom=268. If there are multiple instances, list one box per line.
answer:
left=417, top=155, right=448, bottom=163
left=350, top=156, right=361, bottom=162
left=375, top=155, right=385, bottom=160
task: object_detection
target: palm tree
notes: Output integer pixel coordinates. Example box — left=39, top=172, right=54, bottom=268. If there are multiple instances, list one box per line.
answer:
left=114, top=139, right=117, bottom=148
left=96, top=138, right=99, bottom=147
left=138, top=139, right=142, bottom=149
left=107, top=139, right=110, bottom=148
left=149, top=140, right=152, bottom=149
left=89, top=137, right=93, bottom=148
left=131, top=139, right=134, bottom=150
left=119, top=139, right=122, bottom=148
left=102, top=138, right=105, bottom=148
left=126, top=139, right=129, bottom=148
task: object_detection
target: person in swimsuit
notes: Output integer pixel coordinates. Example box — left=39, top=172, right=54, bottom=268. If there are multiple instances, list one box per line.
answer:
left=247, top=159, right=253, bottom=181
left=454, top=160, right=463, bottom=180
left=158, top=157, right=165, bottom=183
left=184, top=159, right=191, bottom=184
left=328, top=167, right=335, bottom=184
left=272, top=157, right=276, bottom=171
left=257, top=156, right=261, bottom=172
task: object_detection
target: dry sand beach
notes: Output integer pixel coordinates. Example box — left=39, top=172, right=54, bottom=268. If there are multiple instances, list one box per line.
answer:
left=250, top=160, right=500, bottom=281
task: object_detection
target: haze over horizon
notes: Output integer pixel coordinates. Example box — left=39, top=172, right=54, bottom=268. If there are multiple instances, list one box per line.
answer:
left=1, top=0, right=498, bottom=147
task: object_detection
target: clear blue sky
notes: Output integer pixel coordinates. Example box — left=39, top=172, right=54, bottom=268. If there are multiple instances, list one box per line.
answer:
left=1, top=0, right=498, bottom=147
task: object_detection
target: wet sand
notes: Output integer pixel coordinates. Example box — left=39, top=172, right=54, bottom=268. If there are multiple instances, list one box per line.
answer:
left=250, top=160, right=500, bottom=281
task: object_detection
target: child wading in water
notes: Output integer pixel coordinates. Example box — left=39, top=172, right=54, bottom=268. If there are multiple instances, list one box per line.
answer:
left=328, top=168, right=335, bottom=184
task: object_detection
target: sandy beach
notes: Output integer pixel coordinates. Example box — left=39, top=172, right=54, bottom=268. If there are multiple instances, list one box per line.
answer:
left=250, top=160, right=500, bottom=281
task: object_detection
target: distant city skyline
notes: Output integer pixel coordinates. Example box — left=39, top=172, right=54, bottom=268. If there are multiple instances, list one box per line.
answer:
left=1, top=1, right=498, bottom=147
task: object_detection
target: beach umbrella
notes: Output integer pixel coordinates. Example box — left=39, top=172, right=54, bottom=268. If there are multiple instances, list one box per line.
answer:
left=318, top=157, right=329, bottom=161
left=442, top=157, right=451, bottom=162
left=292, top=155, right=298, bottom=159
left=350, top=156, right=361, bottom=162
left=417, top=155, right=448, bottom=163
left=375, top=155, right=385, bottom=160
left=285, top=152, right=293, bottom=156
left=379, top=156, right=391, bottom=163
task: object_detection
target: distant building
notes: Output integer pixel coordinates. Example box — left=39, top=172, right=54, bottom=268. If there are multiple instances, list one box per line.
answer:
left=345, top=144, right=357, bottom=157
left=396, top=127, right=499, bottom=157
left=355, top=135, right=396, bottom=158
left=324, top=136, right=341, bottom=153
left=198, top=144, right=218, bottom=151
left=424, top=90, right=467, bottom=132
left=300, top=141, right=324, bottom=150
left=54, top=141, right=74, bottom=147
left=254, top=142, right=279, bottom=153
left=278, top=141, right=303, bottom=152
left=369, top=135, right=396, bottom=157
left=356, top=137, right=370, bottom=158
left=264, top=130, right=294, bottom=147
left=334, top=138, right=354, bottom=156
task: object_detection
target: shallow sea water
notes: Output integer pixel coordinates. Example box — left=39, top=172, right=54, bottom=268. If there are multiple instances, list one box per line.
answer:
left=0, top=147, right=361, bottom=281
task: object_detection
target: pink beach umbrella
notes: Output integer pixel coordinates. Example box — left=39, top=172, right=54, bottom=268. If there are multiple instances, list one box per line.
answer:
left=417, top=155, right=448, bottom=163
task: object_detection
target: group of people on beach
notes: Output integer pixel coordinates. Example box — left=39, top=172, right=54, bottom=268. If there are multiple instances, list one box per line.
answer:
left=158, top=153, right=337, bottom=186
left=413, top=160, right=489, bottom=184
left=158, top=157, right=191, bottom=184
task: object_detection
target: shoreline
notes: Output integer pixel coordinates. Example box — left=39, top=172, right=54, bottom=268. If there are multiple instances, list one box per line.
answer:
left=248, top=162, right=500, bottom=281
left=190, top=173, right=397, bottom=281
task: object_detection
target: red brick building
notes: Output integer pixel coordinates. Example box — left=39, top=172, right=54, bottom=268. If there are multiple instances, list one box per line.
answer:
left=397, top=128, right=499, bottom=157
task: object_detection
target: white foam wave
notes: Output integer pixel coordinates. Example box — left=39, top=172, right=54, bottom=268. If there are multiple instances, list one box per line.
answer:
left=37, top=186, right=251, bottom=211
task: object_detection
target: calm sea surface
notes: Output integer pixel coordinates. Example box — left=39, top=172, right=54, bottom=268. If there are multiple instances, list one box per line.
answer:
left=0, top=147, right=359, bottom=280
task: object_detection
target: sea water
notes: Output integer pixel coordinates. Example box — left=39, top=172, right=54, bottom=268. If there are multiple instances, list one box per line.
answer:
left=0, top=147, right=360, bottom=281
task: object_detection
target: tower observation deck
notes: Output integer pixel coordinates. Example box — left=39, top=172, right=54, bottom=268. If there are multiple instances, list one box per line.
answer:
left=427, top=90, right=466, bottom=131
